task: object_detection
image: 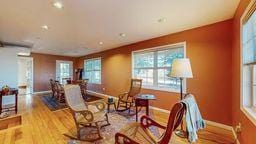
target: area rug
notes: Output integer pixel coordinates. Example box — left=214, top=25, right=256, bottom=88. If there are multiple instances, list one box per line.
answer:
left=66, top=110, right=161, bottom=144
left=40, top=94, right=103, bottom=111
left=40, top=95, right=68, bottom=111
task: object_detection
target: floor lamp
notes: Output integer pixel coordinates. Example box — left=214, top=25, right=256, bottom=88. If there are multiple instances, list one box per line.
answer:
left=168, top=58, right=193, bottom=138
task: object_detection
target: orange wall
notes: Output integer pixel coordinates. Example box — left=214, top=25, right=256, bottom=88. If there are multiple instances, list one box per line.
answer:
left=232, top=0, right=256, bottom=144
left=31, top=53, right=76, bottom=92
left=76, top=20, right=233, bottom=125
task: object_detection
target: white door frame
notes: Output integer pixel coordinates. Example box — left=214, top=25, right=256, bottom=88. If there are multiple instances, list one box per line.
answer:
left=56, top=60, right=73, bottom=84
left=17, top=56, right=34, bottom=94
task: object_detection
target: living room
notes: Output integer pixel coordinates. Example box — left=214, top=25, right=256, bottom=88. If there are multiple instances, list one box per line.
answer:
left=0, top=0, right=255, bottom=144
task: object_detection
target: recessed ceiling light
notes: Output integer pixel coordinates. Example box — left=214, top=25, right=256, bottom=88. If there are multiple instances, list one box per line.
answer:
left=53, top=1, right=63, bottom=9
left=119, top=33, right=126, bottom=37
left=41, top=25, right=48, bottom=30
left=158, top=18, right=167, bottom=23
left=99, top=42, right=103, bottom=45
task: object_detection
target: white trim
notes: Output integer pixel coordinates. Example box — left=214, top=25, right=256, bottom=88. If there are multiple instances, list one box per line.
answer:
left=240, top=0, right=256, bottom=126
left=87, top=90, right=117, bottom=99
left=241, top=107, right=256, bottom=126
left=131, top=42, right=187, bottom=93
left=33, top=90, right=51, bottom=94
left=17, top=56, right=34, bottom=94
left=142, top=86, right=180, bottom=93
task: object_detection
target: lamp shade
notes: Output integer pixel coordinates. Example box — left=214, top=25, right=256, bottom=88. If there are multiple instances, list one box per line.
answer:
left=168, top=58, right=193, bottom=78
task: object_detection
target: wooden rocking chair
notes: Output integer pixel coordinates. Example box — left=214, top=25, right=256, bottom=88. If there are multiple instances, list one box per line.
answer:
left=115, top=102, right=186, bottom=144
left=116, top=79, right=142, bottom=114
left=63, top=85, right=110, bottom=142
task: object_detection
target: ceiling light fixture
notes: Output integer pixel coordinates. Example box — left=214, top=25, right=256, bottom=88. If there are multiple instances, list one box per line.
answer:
left=53, top=1, right=63, bottom=9
left=99, top=42, right=103, bottom=45
left=158, top=18, right=167, bottom=23
left=41, top=25, right=49, bottom=30
left=119, top=33, right=126, bottom=37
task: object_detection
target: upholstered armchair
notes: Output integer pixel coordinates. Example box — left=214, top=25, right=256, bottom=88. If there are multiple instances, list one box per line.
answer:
left=116, top=79, right=142, bottom=114
left=115, top=102, right=185, bottom=144
left=63, top=85, right=110, bottom=142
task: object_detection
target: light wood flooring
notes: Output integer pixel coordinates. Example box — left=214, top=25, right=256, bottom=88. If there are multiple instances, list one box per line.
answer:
left=0, top=93, right=236, bottom=144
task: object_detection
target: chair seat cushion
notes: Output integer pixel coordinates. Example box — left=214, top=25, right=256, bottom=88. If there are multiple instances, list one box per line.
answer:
left=118, top=122, right=157, bottom=144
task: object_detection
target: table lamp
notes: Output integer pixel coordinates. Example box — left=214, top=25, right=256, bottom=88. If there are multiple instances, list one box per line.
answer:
left=168, top=58, right=193, bottom=138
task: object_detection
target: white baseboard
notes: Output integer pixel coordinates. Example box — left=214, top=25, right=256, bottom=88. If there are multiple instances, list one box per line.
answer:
left=33, top=90, right=51, bottom=95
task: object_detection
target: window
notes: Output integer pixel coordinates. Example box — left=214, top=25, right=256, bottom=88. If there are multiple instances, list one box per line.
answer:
left=84, top=58, right=101, bottom=84
left=132, top=43, right=185, bottom=92
left=56, top=60, right=73, bottom=84
left=241, top=1, right=256, bottom=125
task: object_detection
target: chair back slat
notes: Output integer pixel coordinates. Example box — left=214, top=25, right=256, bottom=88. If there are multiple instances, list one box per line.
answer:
left=64, top=85, right=87, bottom=111
left=128, top=79, right=142, bottom=97
left=159, top=102, right=186, bottom=144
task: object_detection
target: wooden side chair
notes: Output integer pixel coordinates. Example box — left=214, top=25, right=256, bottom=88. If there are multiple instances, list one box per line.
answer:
left=116, top=79, right=142, bottom=114
left=115, top=102, right=186, bottom=144
left=49, top=79, right=57, bottom=98
left=63, top=85, right=110, bottom=142
left=55, top=80, right=65, bottom=103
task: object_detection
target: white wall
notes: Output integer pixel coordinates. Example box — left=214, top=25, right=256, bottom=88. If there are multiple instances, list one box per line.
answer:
left=0, top=47, right=27, bottom=105
left=0, top=48, right=19, bottom=88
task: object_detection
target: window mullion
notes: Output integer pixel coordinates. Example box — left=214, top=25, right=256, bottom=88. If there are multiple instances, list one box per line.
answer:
left=153, top=51, right=158, bottom=87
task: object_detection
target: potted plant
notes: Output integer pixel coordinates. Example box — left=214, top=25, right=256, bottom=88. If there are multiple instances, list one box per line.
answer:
left=2, top=85, right=10, bottom=95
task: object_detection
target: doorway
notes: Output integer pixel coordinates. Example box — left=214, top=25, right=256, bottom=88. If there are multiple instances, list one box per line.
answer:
left=56, top=60, right=73, bottom=84
left=17, top=57, right=33, bottom=95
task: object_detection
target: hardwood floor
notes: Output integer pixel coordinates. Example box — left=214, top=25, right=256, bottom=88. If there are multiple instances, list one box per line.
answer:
left=0, top=93, right=236, bottom=144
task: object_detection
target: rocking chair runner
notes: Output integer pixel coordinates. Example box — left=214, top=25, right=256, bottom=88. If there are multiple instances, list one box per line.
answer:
left=116, top=79, right=142, bottom=113
left=63, top=85, right=110, bottom=142
left=115, top=102, right=186, bottom=144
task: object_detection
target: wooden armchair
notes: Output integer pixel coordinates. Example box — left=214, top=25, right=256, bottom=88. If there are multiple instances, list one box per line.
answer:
left=116, top=79, right=142, bottom=114
left=115, top=102, right=185, bottom=144
left=63, top=85, right=110, bottom=142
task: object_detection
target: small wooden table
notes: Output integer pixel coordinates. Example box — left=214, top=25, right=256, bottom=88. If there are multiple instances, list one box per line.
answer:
left=135, top=94, right=156, bottom=122
left=0, top=88, right=18, bottom=114
left=107, top=102, right=116, bottom=113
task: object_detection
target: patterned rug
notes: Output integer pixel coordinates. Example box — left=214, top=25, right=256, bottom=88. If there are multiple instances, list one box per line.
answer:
left=66, top=110, right=161, bottom=144
left=40, top=94, right=103, bottom=111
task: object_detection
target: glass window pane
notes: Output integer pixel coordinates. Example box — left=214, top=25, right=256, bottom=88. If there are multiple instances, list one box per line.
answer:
left=84, top=58, right=101, bottom=84
left=134, top=52, right=154, bottom=68
left=157, top=48, right=184, bottom=67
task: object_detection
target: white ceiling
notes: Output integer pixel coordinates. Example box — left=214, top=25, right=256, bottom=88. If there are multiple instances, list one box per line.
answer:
left=0, top=0, right=240, bottom=57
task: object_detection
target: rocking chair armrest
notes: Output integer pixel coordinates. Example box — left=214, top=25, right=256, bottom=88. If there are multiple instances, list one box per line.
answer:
left=115, top=132, right=139, bottom=144
left=86, top=101, right=106, bottom=111
left=118, top=92, right=128, bottom=99
left=140, top=115, right=166, bottom=130
left=75, top=110, right=94, bottom=122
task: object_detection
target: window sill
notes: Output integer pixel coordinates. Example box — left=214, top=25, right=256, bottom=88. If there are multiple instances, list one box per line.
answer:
left=142, top=86, right=180, bottom=93
left=241, top=106, right=256, bottom=126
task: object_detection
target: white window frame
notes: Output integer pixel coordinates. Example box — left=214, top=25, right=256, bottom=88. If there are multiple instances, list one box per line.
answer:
left=84, top=57, right=102, bottom=84
left=56, top=60, right=73, bottom=84
left=132, top=42, right=186, bottom=93
left=240, top=0, right=256, bottom=126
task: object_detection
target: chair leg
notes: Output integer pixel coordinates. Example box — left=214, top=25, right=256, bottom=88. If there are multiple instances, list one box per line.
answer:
left=95, top=122, right=103, bottom=139
left=77, top=127, right=81, bottom=139
left=128, top=103, right=131, bottom=114
left=116, top=99, right=120, bottom=111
